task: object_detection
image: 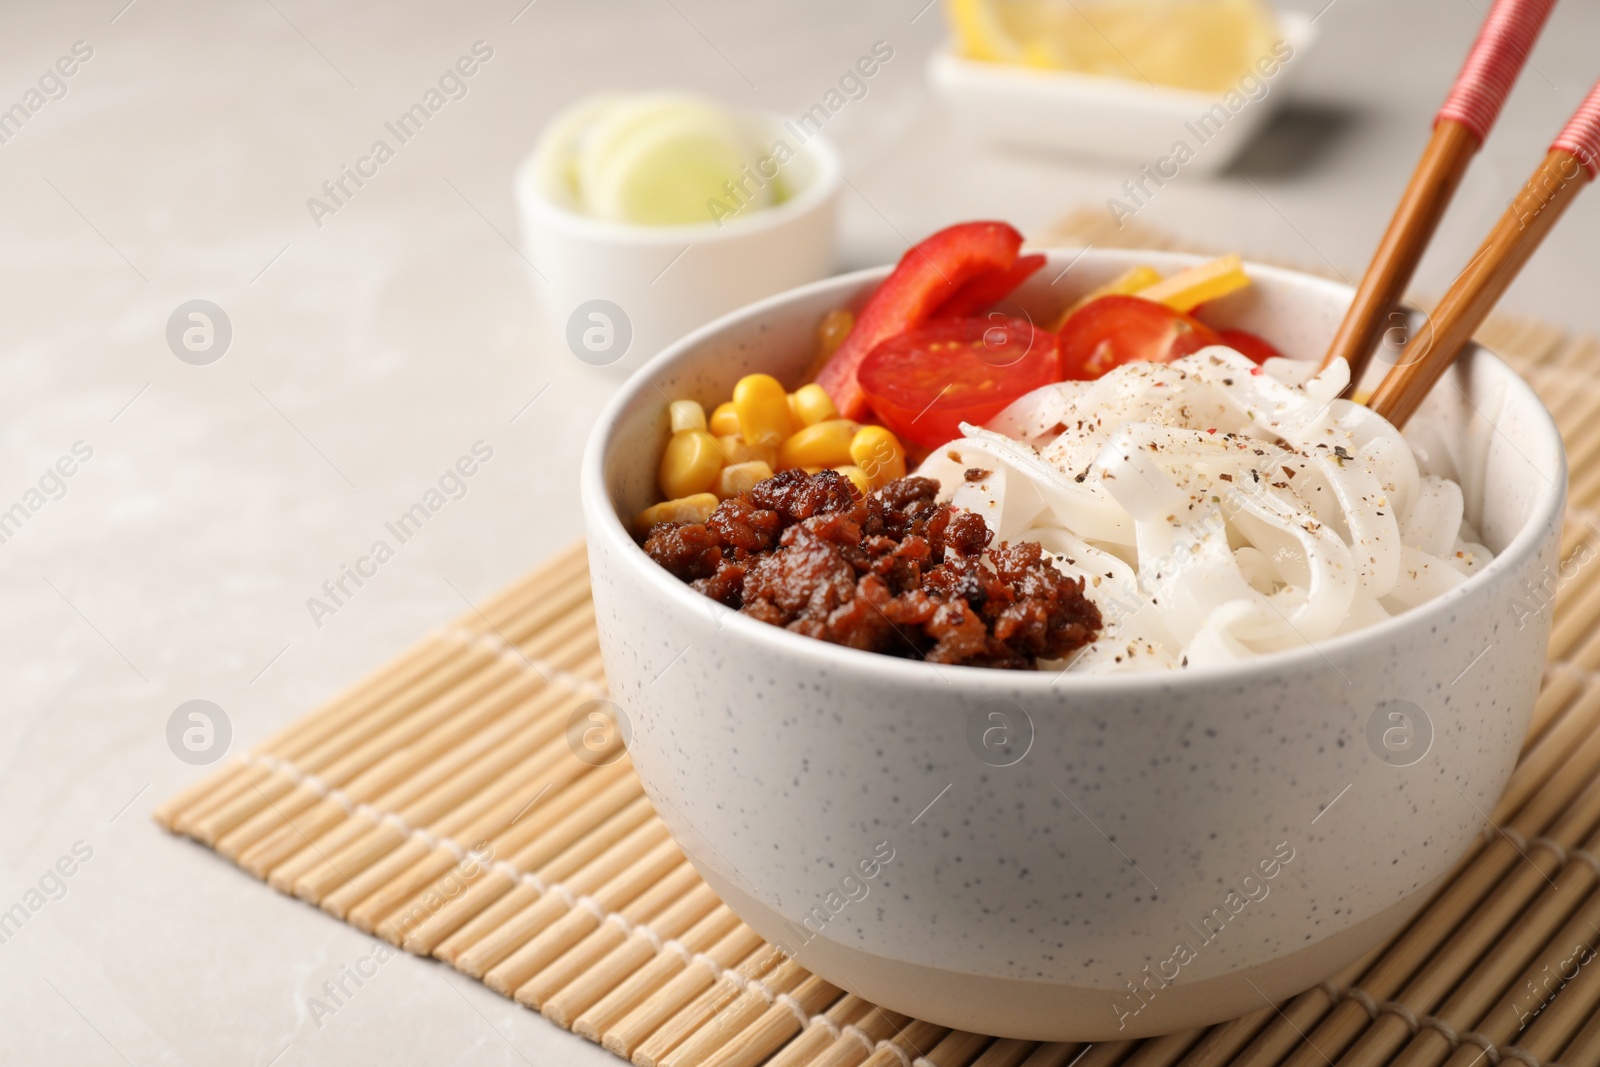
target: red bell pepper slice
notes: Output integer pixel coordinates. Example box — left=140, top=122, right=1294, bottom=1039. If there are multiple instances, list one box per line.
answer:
left=933, top=253, right=1047, bottom=319
left=814, top=221, right=1024, bottom=420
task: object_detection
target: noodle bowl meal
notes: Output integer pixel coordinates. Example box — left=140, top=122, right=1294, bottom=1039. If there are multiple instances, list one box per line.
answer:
left=635, top=220, right=1490, bottom=672
left=582, top=235, right=1565, bottom=1040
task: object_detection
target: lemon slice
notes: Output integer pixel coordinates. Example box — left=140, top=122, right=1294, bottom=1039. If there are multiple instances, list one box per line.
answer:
left=574, top=95, right=766, bottom=226
left=946, top=0, right=1280, bottom=93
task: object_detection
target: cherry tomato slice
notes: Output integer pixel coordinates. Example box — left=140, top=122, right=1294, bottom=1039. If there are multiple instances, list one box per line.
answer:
left=857, top=317, right=1060, bottom=449
left=1057, top=295, right=1225, bottom=380
left=814, top=221, right=1024, bottom=420
left=1218, top=328, right=1284, bottom=365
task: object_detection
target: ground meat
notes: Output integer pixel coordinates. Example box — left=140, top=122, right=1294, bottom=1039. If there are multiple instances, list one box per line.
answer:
left=641, top=469, right=1102, bottom=669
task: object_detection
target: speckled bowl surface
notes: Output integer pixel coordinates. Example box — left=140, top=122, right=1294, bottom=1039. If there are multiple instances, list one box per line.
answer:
left=579, top=251, right=1567, bottom=1040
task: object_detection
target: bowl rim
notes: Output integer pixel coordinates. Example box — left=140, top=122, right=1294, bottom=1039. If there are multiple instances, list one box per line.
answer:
left=515, top=106, right=844, bottom=247
left=581, top=248, right=1568, bottom=694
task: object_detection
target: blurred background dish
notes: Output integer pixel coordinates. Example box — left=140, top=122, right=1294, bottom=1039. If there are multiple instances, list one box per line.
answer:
left=518, top=96, right=842, bottom=374
left=930, top=6, right=1317, bottom=170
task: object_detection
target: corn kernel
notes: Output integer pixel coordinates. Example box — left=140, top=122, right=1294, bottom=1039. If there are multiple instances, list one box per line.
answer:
left=637, top=493, right=718, bottom=531
left=659, top=430, right=723, bottom=500
left=833, top=465, right=871, bottom=497
left=733, top=374, right=792, bottom=448
left=668, top=399, right=706, bottom=434
left=709, top=401, right=740, bottom=436
left=716, top=460, right=774, bottom=499
left=714, top=434, right=777, bottom=468
left=778, top=419, right=859, bottom=470
left=790, top=383, right=838, bottom=426
left=819, top=308, right=854, bottom=357
left=850, top=425, right=906, bottom=487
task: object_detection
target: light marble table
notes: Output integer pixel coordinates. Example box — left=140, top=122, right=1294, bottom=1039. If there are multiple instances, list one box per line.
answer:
left=0, top=1, right=1596, bottom=1063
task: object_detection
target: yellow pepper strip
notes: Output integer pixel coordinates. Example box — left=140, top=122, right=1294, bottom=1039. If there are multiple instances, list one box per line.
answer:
left=1050, top=265, right=1164, bottom=329
left=658, top=430, right=723, bottom=500
left=1134, top=254, right=1249, bottom=313
left=778, top=419, right=859, bottom=470
left=733, top=374, right=792, bottom=448
left=637, top=493, right=718, bottom=531
left=849, top=425, right=907, bottom=488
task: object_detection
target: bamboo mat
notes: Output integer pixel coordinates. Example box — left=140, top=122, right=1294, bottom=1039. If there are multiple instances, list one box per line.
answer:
left=157, top=212, right=1600, bottom=1067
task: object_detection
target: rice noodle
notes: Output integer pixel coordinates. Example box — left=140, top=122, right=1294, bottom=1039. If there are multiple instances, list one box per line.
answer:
left=915, top=347, right=1491, bottom=673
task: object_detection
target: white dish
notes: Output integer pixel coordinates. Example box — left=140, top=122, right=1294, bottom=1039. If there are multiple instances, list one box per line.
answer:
left=581, top=249, right=1565, bottom=1039
left=516, top=108, right=842, bottom=374
left=928, top=12, right=1317, bottom=173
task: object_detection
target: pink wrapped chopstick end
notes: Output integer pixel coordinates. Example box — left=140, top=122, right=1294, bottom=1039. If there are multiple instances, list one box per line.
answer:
left=1435, top=0, right=1557, bottom=142
left=1551, top=80, right=1600, bottom=179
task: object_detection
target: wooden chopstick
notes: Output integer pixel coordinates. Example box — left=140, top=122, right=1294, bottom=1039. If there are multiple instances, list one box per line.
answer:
left=1320, top=0, right=1557, bottom=389
left=1369, top=79, right=1600, bottom=429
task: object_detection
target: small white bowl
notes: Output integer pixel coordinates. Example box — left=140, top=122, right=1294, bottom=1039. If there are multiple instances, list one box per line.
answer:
left=516, top=109, right=842, bottom=374
left=928, top=11, right=1316, bottom=173
left=582, top=250, right=1566, bottom=1040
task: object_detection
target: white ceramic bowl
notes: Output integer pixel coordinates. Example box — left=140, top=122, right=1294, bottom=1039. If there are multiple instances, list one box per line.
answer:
left=928, top=12, right=1316, bottom=173
left=580, top=250, right=1566, bottom=1040
left=516, top=109, right=842, bottom=374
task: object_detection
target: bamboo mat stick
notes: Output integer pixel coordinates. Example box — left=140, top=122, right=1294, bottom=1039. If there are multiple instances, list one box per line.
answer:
left=445, top=541, right=590, bottom=633
left=541, top=882, right=725, bottom=1028
left=1267, top=735, right=1600, bottom=1067
left=423, top=779, right=657, bottom=962
left=1388, top=871, right=1600, bottom=1067
left=318, top=751, right=626, bottom=923
left=1220, top=946, right=1394, bottom=1067
left=1174, top=1007, right=1276, bottom=1067
left=1430, top=887, right=1600, bottom=1067
left=1495, top=681, right=1600, bottom=824
left=969, top=1038, right=1041, bottom=1067
left=854, top=1019, right=950, bottom=1067
left=1522, top=668, right=1589, bottom=754
left=263, top=684, right=585, bottom=891
left=1122, top=1028, right=1207, bottom=1067
left=456, top=820, right=673, bottom=979
left=333, top=762, right=634, bottom=928
left=1332, top=833, right=1598, bottom=1067
left=759, top=996, right=878, bottom=1067
left=636, top=948, right=804, bottom=1067
left=695, top=974, right=846, bottom=1067
left=231, top=667, right=559, bottom=869
left=1016, top=1044, right=1087, bottom=1067
left=485, top=839, right=684, bottom=994
left=600, top=928, right=769, bottom=1058
left=374, top=771, right=656, bottom=947
left=163, top=633, right=467, bottom=831
left=185, top=644, right=508, bottom=843
left=1555, top=992, right=1600, bottom=1067
left=572, top=905, right=743, bottom=1043
left=793, top=1005, right=916, bottom=1067
left=921, top=1030, right=993, bottom=1066
left=180, top=552, right=586, bottom=850
left=513, top=860, right=703, bottom=1009
left=432, top=795, right=659, bottom=964
left=1072, top=1040, right=1141, bottom=1067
